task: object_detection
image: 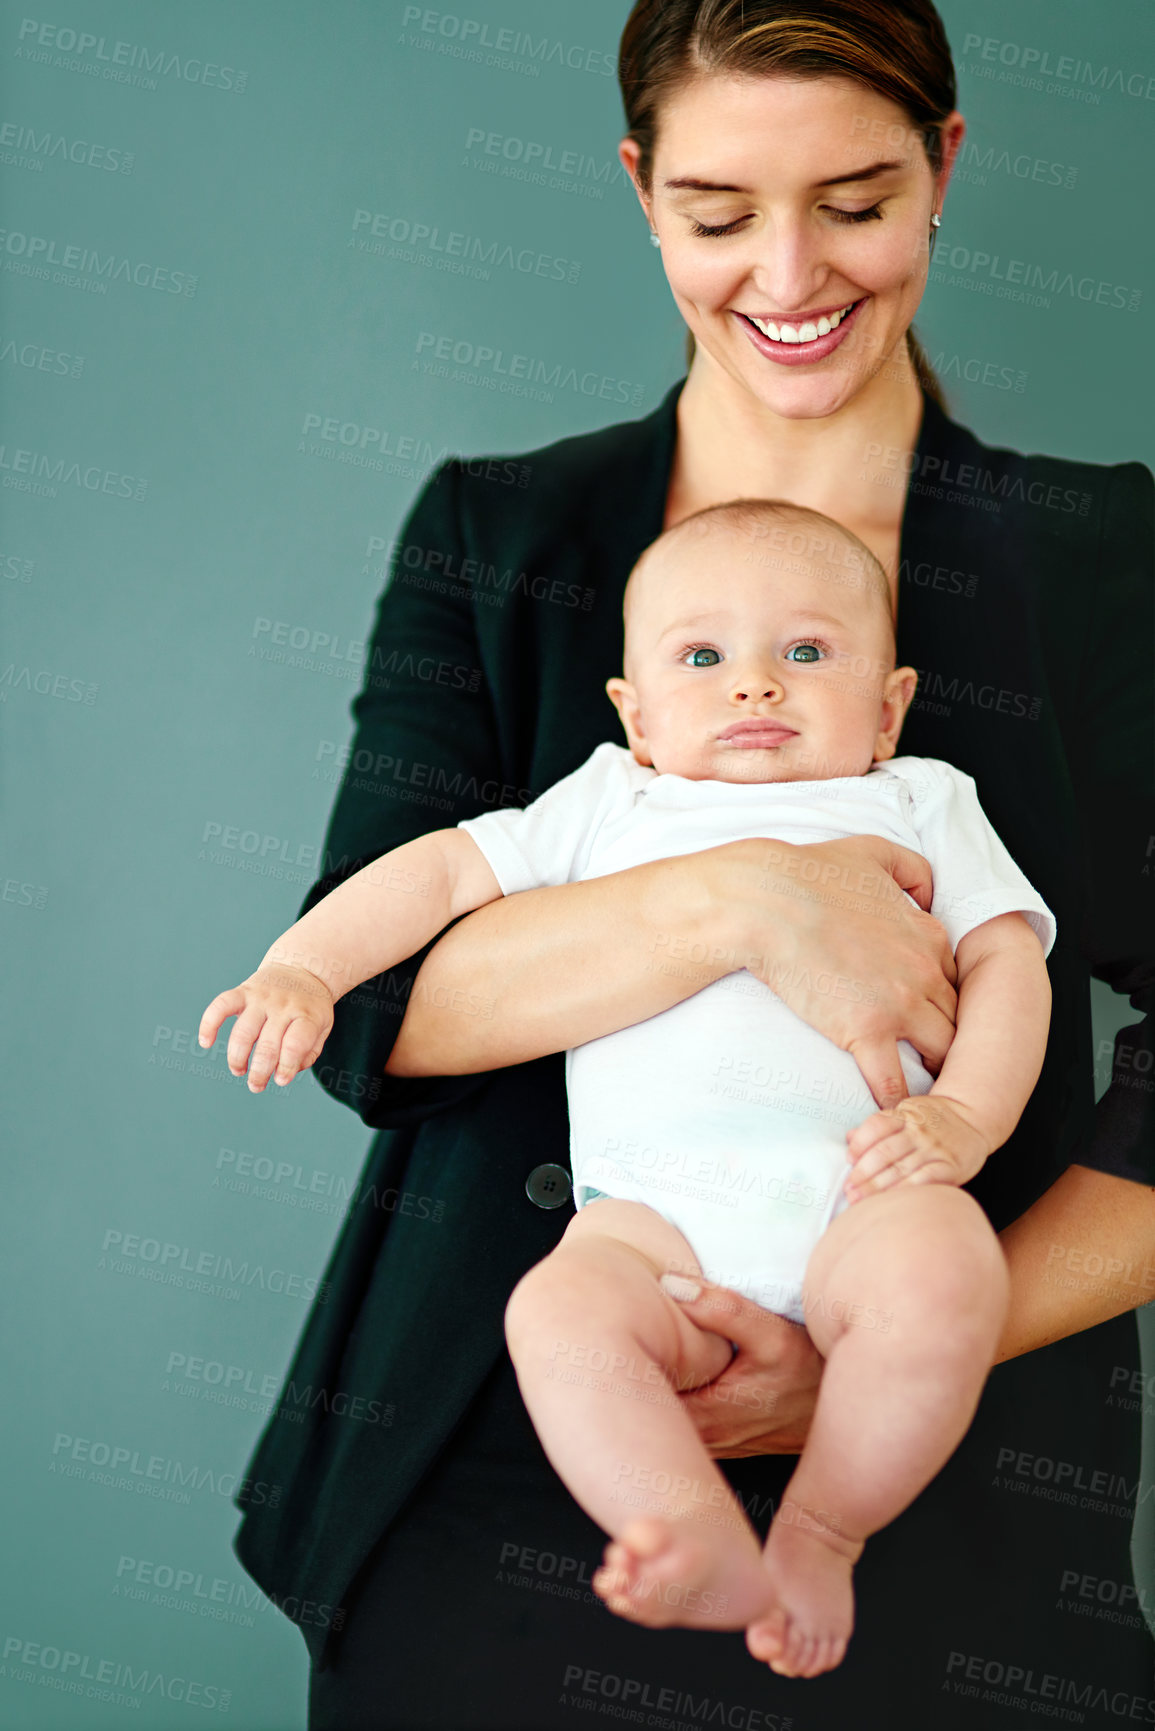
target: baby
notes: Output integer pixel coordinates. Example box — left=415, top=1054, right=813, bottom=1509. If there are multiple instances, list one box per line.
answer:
left=199, top=499, right=1053, bottom=1681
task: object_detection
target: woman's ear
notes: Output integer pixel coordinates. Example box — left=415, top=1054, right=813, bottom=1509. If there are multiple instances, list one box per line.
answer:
left=605, top=676, right=653, bottom=766
left=617, top=137, right=652, bottom=228
left=935, top=111, right=967, bottom=205
left=873, top=665, right=919, bottom=762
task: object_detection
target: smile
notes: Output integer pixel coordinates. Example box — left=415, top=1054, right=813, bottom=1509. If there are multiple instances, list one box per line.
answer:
left=743, top=302, right=859, bottom=343
left=733, top=298, right=867, bottom=365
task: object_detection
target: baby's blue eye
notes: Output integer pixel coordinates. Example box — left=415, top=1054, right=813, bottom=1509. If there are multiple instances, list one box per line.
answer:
left=785, top=643, right=823, bottom=663
left=685, top=647, right=721, bottom=667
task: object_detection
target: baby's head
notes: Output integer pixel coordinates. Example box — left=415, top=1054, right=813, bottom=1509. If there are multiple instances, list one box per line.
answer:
left=605, top=500, right=919, bottom=784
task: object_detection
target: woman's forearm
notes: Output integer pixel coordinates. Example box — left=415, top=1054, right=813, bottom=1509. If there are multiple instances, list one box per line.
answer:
left=386, top=850, right=734, bottom=1076
left=386, top=831, right=962, bottom=1085
left=994, top=1162, right=1155, bottom=1362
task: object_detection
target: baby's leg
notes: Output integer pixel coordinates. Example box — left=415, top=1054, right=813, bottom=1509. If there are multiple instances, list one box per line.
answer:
left=747, top=1185, right=1008, bottom=1679
left=505, top=1199, right=774, bottom=1631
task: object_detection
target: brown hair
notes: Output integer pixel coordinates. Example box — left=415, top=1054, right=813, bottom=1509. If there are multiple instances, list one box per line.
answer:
left=617, top=0, right=956, bottom=411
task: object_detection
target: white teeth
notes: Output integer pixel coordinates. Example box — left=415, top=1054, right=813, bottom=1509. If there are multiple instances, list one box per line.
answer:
left=748, top=304, right=854, bottom=343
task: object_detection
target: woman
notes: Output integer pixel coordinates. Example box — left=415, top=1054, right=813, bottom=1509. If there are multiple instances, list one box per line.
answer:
left=232, top=2, right=1155, bottom=1724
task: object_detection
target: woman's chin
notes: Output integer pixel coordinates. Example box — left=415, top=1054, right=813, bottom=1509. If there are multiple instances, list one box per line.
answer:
left=737, top=365, right=863, bottom=419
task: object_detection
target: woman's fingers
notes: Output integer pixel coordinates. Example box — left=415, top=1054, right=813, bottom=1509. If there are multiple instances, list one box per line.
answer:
left=898, top=998, right=957, bottom=1077
left=845, top=1036, right=907, bottom=1110
left=658, top=1276, right=825, bottom=1454
left=658, top=1273, right=802, bottom=1359
left=870, top=839, right=934, bottom=911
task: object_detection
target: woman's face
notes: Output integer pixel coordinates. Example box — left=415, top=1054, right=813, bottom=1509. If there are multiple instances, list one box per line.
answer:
left=621, top=73, right=963, bottom=419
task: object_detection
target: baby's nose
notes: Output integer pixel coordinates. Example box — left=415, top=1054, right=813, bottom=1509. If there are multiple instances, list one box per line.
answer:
left=731, top=674, right=782, bottom=701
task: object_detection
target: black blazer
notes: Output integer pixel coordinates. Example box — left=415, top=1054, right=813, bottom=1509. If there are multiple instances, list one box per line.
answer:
left=231, top=379, right=1154, bottom=1668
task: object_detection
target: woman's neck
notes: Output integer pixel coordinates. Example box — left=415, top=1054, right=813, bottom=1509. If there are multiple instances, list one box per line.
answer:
left=667, top=342, right=925, bottom=535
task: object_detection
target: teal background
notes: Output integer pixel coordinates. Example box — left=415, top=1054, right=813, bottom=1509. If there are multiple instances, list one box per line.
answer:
left=1, top=0, right=1152, bottom=1723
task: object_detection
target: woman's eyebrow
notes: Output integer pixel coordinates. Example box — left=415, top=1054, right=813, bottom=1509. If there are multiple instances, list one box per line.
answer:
left=662, top=158, right=908, bottom=194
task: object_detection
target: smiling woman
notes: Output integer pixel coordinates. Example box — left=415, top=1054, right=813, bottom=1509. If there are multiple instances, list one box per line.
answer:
left=618, top=0, right=957, bottom=402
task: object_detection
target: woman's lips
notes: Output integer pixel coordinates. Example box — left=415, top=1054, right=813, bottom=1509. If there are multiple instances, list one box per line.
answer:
left=733, top=296, right=866, bottom=365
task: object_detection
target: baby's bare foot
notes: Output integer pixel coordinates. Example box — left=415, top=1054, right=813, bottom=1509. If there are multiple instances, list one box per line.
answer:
left=592, top=1517, right=772, bottom=1631
left=745, top=1511, right=864, bottom=1679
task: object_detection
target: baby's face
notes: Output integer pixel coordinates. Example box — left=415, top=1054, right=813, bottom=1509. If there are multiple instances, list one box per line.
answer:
left=605, top=521, right=917, bottom=784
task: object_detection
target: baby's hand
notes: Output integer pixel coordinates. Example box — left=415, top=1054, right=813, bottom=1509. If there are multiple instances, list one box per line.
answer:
left=843, top=1095, right=989, bottom=1202
left=198, top=964, right=335, bottom=1093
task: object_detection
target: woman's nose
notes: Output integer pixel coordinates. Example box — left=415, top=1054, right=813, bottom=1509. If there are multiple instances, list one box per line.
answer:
left=747, top=218, right=825, bottom=317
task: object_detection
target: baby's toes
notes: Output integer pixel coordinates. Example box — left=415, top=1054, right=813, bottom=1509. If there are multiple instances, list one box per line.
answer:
left=619, top=1517, right=672, bottom=1561
left=804, top=1634, right=840, bottom=1678
left=770, top=1618, right=813, bottom=1678
left=746, top=1605, right=789, bottom=1665
left=592, top=1546, right=635, bottom=1603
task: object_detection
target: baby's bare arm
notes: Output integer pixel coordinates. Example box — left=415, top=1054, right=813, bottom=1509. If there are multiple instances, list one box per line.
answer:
left=198, top=829, right=502, bottom=1089
left=845, top=912, right=1051, bottom=1198
left=924, top=911, right=1052, bottom=1148
left=256, top=829, right=503, bottom=999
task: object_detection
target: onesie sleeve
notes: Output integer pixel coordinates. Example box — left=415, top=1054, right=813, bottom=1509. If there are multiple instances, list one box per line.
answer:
left=457, top=742, right=638, bottom=894
left=896, top=757, right=1058, bottom=958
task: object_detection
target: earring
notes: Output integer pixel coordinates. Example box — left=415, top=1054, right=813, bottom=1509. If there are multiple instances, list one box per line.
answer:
left=649, top=230, right=661, bottom=248
left=930, top=212, right=941, bottom=228
left=929, top=211, right=941, bottom=258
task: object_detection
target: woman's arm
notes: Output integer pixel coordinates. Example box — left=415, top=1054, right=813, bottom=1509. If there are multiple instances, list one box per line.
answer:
left=990, top=459, right=1155, bottom=1352
left=388, top=831, right=962, bottom=1111
left=994, top=1162, right=1155, bottom=1363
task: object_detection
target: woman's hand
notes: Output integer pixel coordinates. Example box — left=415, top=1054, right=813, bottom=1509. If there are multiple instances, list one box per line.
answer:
left=198, top=963, right=335, bottom=1092
left=659, top=1273, right=825, bottom=1456
left=711, top=834, right=959, bottom=1109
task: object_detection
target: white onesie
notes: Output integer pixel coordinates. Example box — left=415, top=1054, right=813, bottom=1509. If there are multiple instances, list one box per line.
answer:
left=458, top=744, right=1056, bottom=1324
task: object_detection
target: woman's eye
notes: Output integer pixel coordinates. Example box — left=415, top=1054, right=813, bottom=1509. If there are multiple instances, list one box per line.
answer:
left=683, top=646, right=722, bottom=667
left=784, top=643, right=824, bottom=663
left=827, top=203, right=884, bottom=224
left=689, top=203, right=884, bottom=238
left=689, top=216, right=749, bottom=238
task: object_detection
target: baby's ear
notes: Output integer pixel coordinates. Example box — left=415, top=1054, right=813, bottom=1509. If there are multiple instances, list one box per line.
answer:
left=875, top=664, right=919, bottom=760
left=604, top=677, right=652, bottom=765
left=604, top=676, right=633, bottom=727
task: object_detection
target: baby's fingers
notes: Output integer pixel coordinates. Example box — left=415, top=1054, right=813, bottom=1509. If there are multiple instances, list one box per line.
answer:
left=272, top=1015, right=331, bottom=1086
left=198, top=987, right=248, bottom=1050
left=245, top=1024, right=289, bottom=1093
left=845, top=1128, right=919, bottom=1201
left=225, top=1005, right=268, bottom=1082
left=846, top=1110, right=904, bottom=1157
